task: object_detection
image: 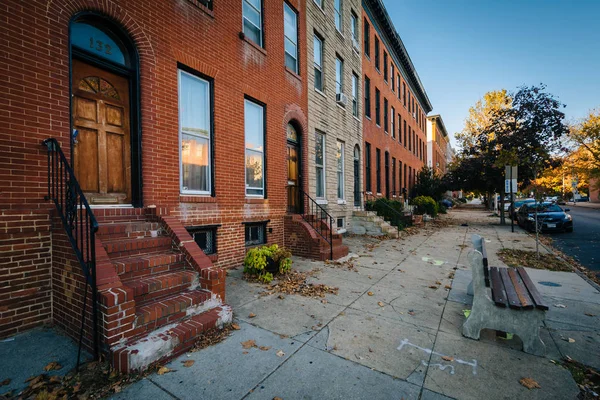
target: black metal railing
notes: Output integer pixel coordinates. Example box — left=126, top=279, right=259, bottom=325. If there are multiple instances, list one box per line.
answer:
left=297, top=188, right=334, bottom=260
left=43, top=138, right=99, bottom=368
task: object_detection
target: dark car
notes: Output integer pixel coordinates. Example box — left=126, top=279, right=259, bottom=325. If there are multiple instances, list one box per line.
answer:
left=509, top=198, right=536, bottom=220
left=516, top=202, right=573, bottom=233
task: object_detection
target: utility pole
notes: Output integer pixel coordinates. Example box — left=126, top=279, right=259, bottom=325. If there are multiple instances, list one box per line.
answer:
left=510, top=166, right=514, bottom=233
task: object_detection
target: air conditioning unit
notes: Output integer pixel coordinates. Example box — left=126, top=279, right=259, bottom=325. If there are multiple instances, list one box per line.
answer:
left=352, top=38, right=360, bottom=52
left=336, top=93, right=348, bottom=106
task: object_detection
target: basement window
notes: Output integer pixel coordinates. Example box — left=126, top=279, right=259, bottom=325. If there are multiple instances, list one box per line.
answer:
left=244, top=222, right=266, bottom=247
left=186, top=225, right=218, bottom=255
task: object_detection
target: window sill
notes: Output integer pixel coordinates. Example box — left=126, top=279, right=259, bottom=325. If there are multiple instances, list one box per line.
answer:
left=337, top=199, right=347, bottom=205
left=353, top=47, right=360, bottom=57
left=241, top=34, right=267, bottom=56
left=316, top=199, right=328, bottom=205
left=315, top=88, right=327, bottom=98
left=285, top=67, right=302, bottom=82
left=186, top=0, right=214, bottom=18
left=365, top=116, right=371, bottom=121
left=335, top=29, right=345, bottom=41
left=336, top=103, right=346, bottom=112
left=180, top=195, right=217, bottom=203
left=245, top=198, right=269, bottom=204
left=353, top=115, right=360, bottom=122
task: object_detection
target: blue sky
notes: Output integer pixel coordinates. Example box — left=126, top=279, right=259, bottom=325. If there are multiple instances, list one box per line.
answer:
left=383, top=0, right=600, bottom=148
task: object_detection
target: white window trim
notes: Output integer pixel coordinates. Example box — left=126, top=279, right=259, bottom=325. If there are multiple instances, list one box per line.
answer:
left=337, top=140, right=345, bottom=200
left=315, top=132, right=326, bottom=199
left=335, top=57, right=343, bottom=95
left=243, top=0, right=263, bottom=47
left=284, top=3, right=298, bottom=73
left=314, top=35, right=323, bottom=91
left=334, top=0, right=343, bottom=33
left=352, top=73, right=358, bottom=117
left=178, top=69, right=212, bottom=196
left=244, top=99, right=265, bottom=198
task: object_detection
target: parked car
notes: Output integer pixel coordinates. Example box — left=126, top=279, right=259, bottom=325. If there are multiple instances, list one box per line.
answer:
left=544, top=196, right=558, bottom=202
left=516, top=202, right=573, bottom=233
left=509, top=198, right=536, bottom=220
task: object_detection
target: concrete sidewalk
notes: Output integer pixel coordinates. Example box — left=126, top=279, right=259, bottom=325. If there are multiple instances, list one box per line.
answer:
left=109, top=208, right=599, bottom=400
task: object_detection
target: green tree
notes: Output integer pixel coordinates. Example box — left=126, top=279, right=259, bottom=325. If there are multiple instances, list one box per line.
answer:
left=413, top=166, right=445, bottom=201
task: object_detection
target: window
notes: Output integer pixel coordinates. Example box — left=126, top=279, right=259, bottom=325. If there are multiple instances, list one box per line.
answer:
left=365, top=142, right=372, bottom=192
left=403, top=120, right=407, bottom=146
left=397, top=75, right=401, bottom=99
left=391, top=107, right=395, bottom=138
left=186, top=226, right=217, bottom=255
left=243, top=0, right=263, bottom=47
left=398, top=114, right=401, bottom=142
left=364, top=76, right=371, bottom=118
left=383, top=98, right=388, bottom=133
left=314, top=0, right=323, bottom=8
left=376, top=148, right=381, bottom=193
left=313, top=35, right=323, bottom=91
left=375, top=88, right=380, bottom=125
left=391, top=64, right=395, bottom=90
left=335, top=57, right=343, bottom=95
left=374, top=36, right=380, bottom=71
left=336, top=141, right=344, bottom=199
left=245, top=222, right=266, bottom=246
left=352, top=73, right=359, bottom=117
left=179, top=69, right=212, bottom=195
left=399, top=161, right=403, bottom=191
left=392, top=158, right=396, bottom=194
left=408, top=125, right=411, bottom=151
left=284, top=3, right=298, bottom=73
left=337, top=217, right=345, bottom=229
left=245, top=99, right=265, bottom=196
left=403, top=82, right=406, bottom=107
left=334, top=0, right=342, bottom=32
left=363, top=18, right=370, bottom=57
left=403, top=164, right=407, bottom=192
left=351, top=12, right=358, bottom=45
left=315, top=131, right=325, bottom=198
left=383, top=51, right=388, bottom=81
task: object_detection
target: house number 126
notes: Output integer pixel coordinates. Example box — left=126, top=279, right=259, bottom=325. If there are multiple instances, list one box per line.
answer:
left=89, top=37, right=112, bottom=56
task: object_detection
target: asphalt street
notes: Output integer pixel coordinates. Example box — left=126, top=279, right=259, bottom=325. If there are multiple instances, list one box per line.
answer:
left=548, top=205, right=600, bottom=271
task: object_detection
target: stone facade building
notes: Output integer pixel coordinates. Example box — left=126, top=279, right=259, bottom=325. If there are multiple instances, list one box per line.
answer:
left=361, top=0, right=432, bottom=202
left=306, top=0, right=363, bottom=233
left=427, top=114, right=449, bottom=175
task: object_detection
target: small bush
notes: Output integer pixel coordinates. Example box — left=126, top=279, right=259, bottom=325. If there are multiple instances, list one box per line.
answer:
left=244, top=244, right=292, bottom=282
left=366, top=197, right=406, bottom=229
left=438, top=202, right=447, bottom=214
left=411, top=196, right=438, bottom=216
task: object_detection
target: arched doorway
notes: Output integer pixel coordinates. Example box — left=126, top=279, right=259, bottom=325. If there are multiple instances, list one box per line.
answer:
left=354, top=146, right=361, bottom=207
left=287, top=123, right=302, bottom=213
left=70, top=14, right=141, bottom=206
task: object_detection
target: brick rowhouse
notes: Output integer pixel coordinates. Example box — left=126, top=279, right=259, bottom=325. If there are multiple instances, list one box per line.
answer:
left=0, top=0, right=313, bottom=371
left=361, top=0, right=433, bottom=201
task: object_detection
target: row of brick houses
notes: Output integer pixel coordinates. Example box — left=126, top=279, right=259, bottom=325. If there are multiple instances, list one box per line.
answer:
left=0, top=0, right=434, bottom=371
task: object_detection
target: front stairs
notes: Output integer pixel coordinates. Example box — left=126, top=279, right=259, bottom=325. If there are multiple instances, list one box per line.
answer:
left=284, top=214, right=349, bottom=260
left=350, top=211, right=400, bottom=238
left=94, top=208, right=231, bottom=372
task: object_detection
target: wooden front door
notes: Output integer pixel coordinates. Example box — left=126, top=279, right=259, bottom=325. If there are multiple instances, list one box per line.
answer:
left=71, top=59, right=131, bottom=204
left=287, top=143, right=301, bottom=213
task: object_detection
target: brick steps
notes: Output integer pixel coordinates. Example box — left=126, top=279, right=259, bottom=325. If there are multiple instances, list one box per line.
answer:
left=123, top=270, right=198, bottom=305
left=134, top=289, right=215, bottom=332
left=112, top=305, right=232, bottom=373
left=102, top=236, right=173, bottom=258
left=112, top=251, right=185, bottom=279
left=284, top=214, right=349, bottom=261
left=97, top=221, right=162, bottom=240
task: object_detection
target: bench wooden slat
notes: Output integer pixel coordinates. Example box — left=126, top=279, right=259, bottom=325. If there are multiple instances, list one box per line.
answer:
left=499, top=268, right=522, bottom=310
left=489, top=267, right=507, bottom=307
left=508, top=268, right=534, bottom=310
left=517, top=267, right=549, bottom=311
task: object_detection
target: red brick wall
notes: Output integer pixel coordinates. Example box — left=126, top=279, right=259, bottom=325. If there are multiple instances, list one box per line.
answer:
left=361, top=9, right=427, bottom=197
left=1, top=0, right=308, bottom=270
left=0, top=210, right=52, bottom=338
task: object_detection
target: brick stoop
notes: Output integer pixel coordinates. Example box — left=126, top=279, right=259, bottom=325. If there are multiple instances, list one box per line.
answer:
left=284, top=214, right=349, bottom=261
left=95, top=207, right=231, bottom=373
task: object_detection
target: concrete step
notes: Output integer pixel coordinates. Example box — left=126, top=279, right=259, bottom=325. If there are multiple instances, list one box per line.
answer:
left=112, top=305, right=232, bottom=373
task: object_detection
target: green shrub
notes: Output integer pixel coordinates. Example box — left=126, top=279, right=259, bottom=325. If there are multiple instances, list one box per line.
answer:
left=438, top=202, right=447, bottom=214
left=244, top=244, right=292, bottom=282
left=411, top=196, right=438, bottom=216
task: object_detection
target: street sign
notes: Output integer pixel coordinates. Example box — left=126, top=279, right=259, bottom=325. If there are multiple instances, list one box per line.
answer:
left=505, top=179, right=518, bottom=193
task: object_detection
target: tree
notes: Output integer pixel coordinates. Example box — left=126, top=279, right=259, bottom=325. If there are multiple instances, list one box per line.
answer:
left=568, top=109, right=600, bottom=189
left=413, top=166, right=445, bottom=201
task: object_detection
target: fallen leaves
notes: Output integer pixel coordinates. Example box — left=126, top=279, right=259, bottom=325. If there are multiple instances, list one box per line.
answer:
left=367, top=291, right=374, bottom=296
left=276, top=350, right=285, bottom=357
left=259, top=346, right=272, bottom=351
left=248, top=313, right=257, bottom=318
left=441, top=356, right=454, bottom=362
left=497, top=249, right=573, bottom=273
left=377, top=301, right=385, bottom=307
left=428, top=285, right=438, bottom=289
left=519, top=377, right=541, bottom=390
left=232, top=323, right=241, bottom=330
left=242, top=339, right=257, bottom=349
left=561, top=337, right=576, bottom=343
left=585, top=313, right=596, bottom=317
left=44, top=362, right=62, bottom=371
left=182, top=360, right=195, bottom=368
left=259, top=270, right=339, bottom=299
left=157, top=366, right=172, bottom=375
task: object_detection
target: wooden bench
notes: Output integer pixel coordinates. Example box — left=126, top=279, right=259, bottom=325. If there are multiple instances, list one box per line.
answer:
left=462, top=234, right=548, bottom=356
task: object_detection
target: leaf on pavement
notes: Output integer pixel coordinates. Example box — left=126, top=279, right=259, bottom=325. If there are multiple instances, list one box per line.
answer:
left=44, top=362, right=62, bottom=371
left=241, top=339, right=257, bottom=349
left=584, top=313, right=596, bottom=317
left=428, top=285, right=438, bottom=289
left=182, top=360, right=195, bottom=367
left=441, top=356, right=454, bottom=362
left=259, top=346, right=271, bottom=351
left=367, top=291, right=374, bottom=296
left=248, top=313, right=257, bottom=318
left=232, top=323, right=241, bottom=330
left=157, top=366, right=172, bottom=375
left=519, top=377, right=541, bottom=389
left=276, top=350, right=285, bottom=357
left=377, top=301, right=385, bottom=307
